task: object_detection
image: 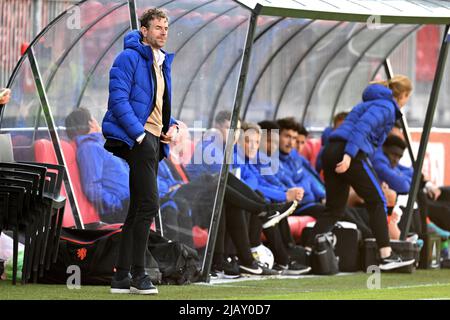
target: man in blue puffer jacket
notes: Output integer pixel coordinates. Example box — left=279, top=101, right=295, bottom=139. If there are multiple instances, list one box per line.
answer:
left=276, top=118, right=326, bottom=216
left=102, top=8, right=178, bottom=295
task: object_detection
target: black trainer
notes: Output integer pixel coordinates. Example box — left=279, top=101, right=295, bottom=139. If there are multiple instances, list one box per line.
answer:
left=379, top=251, right=415, bottom=271
left=209, top=271, right=219, bottom=280
left=110, top=273, right=131, bottom=294
left=273, top=261, right=311, bottom=275
left=130, top=274, right=158, bottom=295
left=239, top=260, right=263, bottom=275
left=260, top=200, right=298, bottom=229
left=212, top=259, right=241, bottom=279
left=259, top=263, right=281, bottom=276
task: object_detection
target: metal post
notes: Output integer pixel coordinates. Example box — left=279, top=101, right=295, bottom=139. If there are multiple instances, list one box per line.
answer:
left=200, top=7, right=260, bottom=282
left=28, top=47, right=85, bottom=230
left=33, top=0, right=43, bottom=38
left=401, top=25, right=450, bottom=240
left=128, top=0, right=139, bottom=30
left=383, top=59, right=415, bottom=164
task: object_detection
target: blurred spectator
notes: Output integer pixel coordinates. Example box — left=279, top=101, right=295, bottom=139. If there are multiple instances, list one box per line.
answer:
left=65, top=108, right=129, bottom=223
left=0, top=88, right=11, bottom=105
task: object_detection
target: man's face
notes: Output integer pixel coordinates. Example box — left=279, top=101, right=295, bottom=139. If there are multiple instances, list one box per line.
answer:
left=296, top=134, right=307, bottom=154
left=384, top=145, right=404, bottom=168
left=279, top=129, right=297, bottom=154
left=88, top=117, right=101, bottom=134
left=141, top=18, right=168, bottom=49
left=243, top=130, right=260, bottom=160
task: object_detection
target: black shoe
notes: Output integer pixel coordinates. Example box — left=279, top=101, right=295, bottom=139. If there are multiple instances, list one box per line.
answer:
left=130, top=274, right=158, bottom=295
left=259, top=263, right=281, bottom=276
left=379, top=251, right=415, bottom=271
left=239, top=260, right=263, bottom=275
left=210, top=270, right=219, bottom=280
left=212, top=259, right=241, bottom=279
left=110, top=273, right=131, bottom=294
left=273, top=261, right=311, bottom=275
left=260, top=201, right=298, bottom=229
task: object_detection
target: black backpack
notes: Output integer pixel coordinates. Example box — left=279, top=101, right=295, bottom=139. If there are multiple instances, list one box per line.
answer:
left=147, top=231, right=201, bottom=285
left=311, top=232, right=339, bottom=275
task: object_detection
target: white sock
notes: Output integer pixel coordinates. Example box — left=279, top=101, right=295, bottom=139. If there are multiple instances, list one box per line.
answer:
left=380, top=247, right=392, bottom=259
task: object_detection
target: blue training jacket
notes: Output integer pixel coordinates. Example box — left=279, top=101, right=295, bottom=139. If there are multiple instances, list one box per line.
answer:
left=75, top=133, right=130, bottom=216
left=279, top=151, right=325, bottom=205
left=239, top=151, right=289, bottom=202
left=371, top=147, right=413, bottom=194
left=330, top=84, right=402, bottom=158
left=102, top=30, right=177, bottom=158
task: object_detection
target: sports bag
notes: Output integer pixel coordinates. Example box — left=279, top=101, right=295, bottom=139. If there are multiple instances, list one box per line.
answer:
left=311, top=232, right=339, bottom=275
left=40, top=226, right=161, bottom=285
left=147, top=231, right=201, bottom=285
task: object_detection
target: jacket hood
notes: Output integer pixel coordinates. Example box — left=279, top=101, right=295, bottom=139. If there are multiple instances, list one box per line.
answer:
left=124, top=30, right=175, bottom=66
left=362, top=84, right=394, bottom=102
left=362, top=83, right=402, bottom=120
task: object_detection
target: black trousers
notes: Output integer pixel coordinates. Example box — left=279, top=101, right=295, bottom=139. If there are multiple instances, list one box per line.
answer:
left=177, top=173, right=269, bottom=213
left=177, top=173, right=272, bottom=229
left=311, top=140, right=390, bottom=249
left=247, top=214, right=291, bottom=266
left=115, top=132, right=160, bottom=276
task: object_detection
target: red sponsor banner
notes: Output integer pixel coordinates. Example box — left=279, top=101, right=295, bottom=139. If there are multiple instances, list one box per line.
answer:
left=405, top=129, right=450, bottom=186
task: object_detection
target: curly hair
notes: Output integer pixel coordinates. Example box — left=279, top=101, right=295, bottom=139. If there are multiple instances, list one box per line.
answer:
left=139, top=8, right=169, bottom=28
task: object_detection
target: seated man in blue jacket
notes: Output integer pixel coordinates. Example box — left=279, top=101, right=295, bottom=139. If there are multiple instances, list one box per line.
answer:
left=65, top=108, right=130, bottom=224
left=371, top=134, right=413, bottom=195
left=372, top=134, right=450, bottom=233
left=276, top=117, right=326, bottom=217
left=238, top=122, right=311, bottom=274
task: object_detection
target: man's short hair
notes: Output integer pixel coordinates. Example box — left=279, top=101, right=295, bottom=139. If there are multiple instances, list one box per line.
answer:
left=384, top=134, right=407, bottom=150
left=241, top=122, right=261, bottom=134
left=258, top=120, right=280, bottom=131
left=214, top=110, right=232, bottom=125
left=65, top=108, right=91, bottom=140
left=296, top=123, right=309, bottom=137
left=139, top=8, right=169, bottom=28
left=277, top=117, right=301, bottom=134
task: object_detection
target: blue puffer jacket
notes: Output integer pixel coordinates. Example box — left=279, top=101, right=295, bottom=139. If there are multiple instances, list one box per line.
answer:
left=371, top=148, right=413, bottom=194
left=279, top=151, right=325, bottom=205
left=102, top=30, right=177, bottom=158
left=330, top=84, right=402, bottom=158
left=75, top=133, right=130, bottom=216
left=238, top=151, right=289, bottom=202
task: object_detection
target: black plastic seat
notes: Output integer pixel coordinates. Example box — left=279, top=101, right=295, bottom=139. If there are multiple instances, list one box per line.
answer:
left=0, top=182, right=28, bottom=285
left=0, top=162, right=48, bottom=283
left=18, top=162, right=67, bottom=275
left=0, top=169, right=42, bottom=283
